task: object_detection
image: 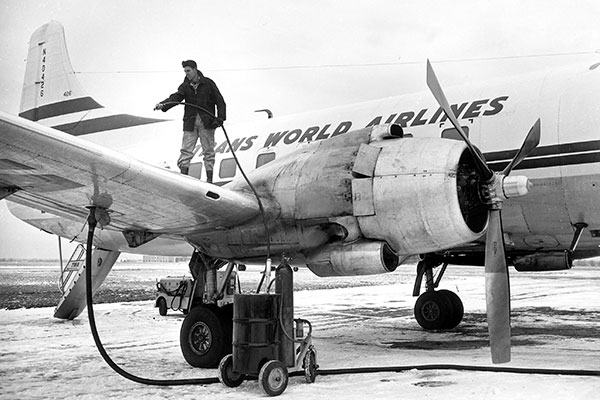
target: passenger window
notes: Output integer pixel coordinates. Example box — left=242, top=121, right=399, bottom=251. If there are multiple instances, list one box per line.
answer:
left=189, top=162, right=203, bottom=179
left=442, top=126, right=469, bottom=140
left=256, top=152, right=276, bottom=168
left=219, top=158, right=237, bottom=178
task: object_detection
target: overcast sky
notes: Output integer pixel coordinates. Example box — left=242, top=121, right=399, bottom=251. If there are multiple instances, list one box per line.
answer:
left=1, top=0, right=599, bottom=258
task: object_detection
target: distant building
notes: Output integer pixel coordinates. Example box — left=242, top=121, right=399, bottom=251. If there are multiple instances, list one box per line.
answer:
left=142, top=255, right=190, bottom=263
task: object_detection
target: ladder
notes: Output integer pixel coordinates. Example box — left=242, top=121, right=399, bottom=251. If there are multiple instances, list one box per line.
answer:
left=58, top=244, right=86, bottom=296
left=54, top=244, right=120, bottom=320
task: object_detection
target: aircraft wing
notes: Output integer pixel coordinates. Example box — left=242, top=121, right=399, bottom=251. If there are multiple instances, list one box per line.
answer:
left=0, top=112, right=260, bottom=235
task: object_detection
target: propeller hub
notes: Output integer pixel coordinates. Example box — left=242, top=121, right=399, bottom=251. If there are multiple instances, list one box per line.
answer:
left=501, top=175, right=532, bottom=199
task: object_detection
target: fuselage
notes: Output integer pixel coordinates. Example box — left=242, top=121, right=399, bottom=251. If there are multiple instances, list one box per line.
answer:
left=8, top=63, right=600, bottom=259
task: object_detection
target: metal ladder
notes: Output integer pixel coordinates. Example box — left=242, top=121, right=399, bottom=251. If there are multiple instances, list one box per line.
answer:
left=54, top=244, right=120, bottom=320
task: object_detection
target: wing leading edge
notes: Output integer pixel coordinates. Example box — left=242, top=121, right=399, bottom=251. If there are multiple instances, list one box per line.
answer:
left=0, top=111, right=260, bottom=236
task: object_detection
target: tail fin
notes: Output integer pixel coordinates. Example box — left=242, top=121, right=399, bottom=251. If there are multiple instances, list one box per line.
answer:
left=19, top=21, right=163, bottom=135
left=19, top=21, right=104, bottom=124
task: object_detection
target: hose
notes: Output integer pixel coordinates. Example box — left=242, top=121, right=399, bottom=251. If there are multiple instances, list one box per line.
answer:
left=84, top=207, right=599, bottom=386
left=293, top=364, right=600, bottom=378
left=84, top=206, right=219, bottom=386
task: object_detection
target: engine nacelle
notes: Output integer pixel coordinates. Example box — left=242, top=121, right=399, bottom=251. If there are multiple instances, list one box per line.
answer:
left=306, top=240, right=400, bottom=277
left=353, top=137, right=488, bottom=255
left=513, top=251, right=573, bottom=272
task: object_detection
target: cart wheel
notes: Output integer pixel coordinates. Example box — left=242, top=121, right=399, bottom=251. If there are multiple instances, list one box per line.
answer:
left=157, top=297, right=167, bottom=316
left=218, top=354, right=244, bottom=388
left=258, top=360, right=288, bottom=397
left=303, top=347, right=318, bottom=383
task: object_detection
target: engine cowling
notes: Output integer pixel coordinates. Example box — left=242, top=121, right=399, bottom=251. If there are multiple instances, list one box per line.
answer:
left=222, top=125, right=488, bottom=262
left=306, top=240, right=400, bottom=277
left=513, top=251, right=573, bottom=272
left=353, top=137, right=488, bottom=255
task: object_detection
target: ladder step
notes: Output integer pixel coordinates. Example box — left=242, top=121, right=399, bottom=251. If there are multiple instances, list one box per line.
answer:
left=54, top=246, right=120, bottom=320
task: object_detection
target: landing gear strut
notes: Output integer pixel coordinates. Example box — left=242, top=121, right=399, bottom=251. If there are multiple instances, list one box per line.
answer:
left=413, top=255, right=464, bottom=330
left=179, top=252, right=236, bottom=368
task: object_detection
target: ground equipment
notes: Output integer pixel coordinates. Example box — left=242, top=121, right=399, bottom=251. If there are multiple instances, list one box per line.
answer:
left=155, top=276, right=194, bottom=316
left=218, top=262, right=317, bottom=396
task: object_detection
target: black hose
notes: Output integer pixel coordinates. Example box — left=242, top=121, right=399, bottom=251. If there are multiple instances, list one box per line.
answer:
left=84, top=207, right=219, bottom=386
left=291, top=364, right=600, bottom=378
left=84, top=208, right=598, bottom=385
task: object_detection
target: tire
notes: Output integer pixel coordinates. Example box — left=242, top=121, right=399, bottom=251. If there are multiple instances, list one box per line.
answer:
left=218, top=354, right=244, bottom=388
left=259, top=360, right=289, bottom=397
left=180, top=306, right=227, bottom=368
left=303, top=347, right=318, bottom=383
left=439, top=289, right=464, bottom=329
left=157, top=297, right=167, bottom=316
left=414, top=291, right=454, bottom=330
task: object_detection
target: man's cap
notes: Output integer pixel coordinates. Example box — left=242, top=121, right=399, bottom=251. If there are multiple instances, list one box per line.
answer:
left=182, top=60, right=197, bottom=69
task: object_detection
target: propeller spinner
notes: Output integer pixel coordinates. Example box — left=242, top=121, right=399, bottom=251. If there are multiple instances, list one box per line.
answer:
left=426, top=60, right=540, bottom=363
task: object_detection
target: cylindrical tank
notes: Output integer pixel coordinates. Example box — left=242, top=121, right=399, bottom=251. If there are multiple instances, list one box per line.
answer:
left=232, top=293, right=280, bottom=375
left=275, top=263, right=294, bottom=367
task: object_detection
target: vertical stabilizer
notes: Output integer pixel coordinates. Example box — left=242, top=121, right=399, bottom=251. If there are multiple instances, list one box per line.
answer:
left=19, top=21, right=163, bottom=136
left=19, top=21, right=104, bottom=124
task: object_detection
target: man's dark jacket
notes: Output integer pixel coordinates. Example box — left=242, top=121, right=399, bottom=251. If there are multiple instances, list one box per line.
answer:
left=160, top=71, right=226, bottom=131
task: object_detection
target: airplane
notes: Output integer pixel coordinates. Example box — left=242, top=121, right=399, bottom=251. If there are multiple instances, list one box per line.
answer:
left=1, top=21, right=599, bottom=369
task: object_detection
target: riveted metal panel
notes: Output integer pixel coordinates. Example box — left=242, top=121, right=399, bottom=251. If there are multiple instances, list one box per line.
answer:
left=352, top=178, right=375, bottom=216
left=352, top=143, right=381, bottom=177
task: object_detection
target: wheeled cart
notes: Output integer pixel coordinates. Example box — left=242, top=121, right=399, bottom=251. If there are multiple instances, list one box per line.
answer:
left=218, top=263, right=317, bottom=396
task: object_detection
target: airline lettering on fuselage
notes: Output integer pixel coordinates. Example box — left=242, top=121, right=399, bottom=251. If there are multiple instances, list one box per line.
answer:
left=214, top=96, right=508, bottom=154
left=365, top=96, right=509, bottom=128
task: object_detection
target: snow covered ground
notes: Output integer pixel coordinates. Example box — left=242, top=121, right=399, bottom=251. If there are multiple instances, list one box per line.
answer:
left=1, top=265, right=599, bottom=399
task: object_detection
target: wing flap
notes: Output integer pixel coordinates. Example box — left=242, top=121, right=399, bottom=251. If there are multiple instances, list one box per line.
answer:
left=0, top=112, right=260, bottom=234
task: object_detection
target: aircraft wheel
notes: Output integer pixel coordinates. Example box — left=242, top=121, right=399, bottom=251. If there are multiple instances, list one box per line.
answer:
left=303, top=347, right=318, bottom=383
left=157, top=297, right=167, bottom=316
left=259, top=360, right=289, bottom=397
left=218, top=354, right=245, bottom=388
left=439, top=289, right=464, bottom=328
left=180, top=306, right=227, bottom=368
left=414, top=291, right=454, bottom=330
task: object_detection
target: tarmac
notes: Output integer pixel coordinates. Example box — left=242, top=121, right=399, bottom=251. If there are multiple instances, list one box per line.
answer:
left=0, top=264, right=598, bottom=399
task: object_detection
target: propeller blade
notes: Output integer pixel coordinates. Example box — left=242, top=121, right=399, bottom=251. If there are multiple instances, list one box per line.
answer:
left=426, top=59, right=493, bottom=181
left=502, top=118, right=541, bottom=176
left=484, top=209, right=511, bottom=363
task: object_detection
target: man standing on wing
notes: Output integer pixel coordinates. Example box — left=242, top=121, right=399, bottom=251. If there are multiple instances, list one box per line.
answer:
left=155, top=60, right=226, bottom=182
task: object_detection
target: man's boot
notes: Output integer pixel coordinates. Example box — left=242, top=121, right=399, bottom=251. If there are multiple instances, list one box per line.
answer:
left=206, top=170, right=213, bottom=183
left=180, top=166, right=189, bottom=175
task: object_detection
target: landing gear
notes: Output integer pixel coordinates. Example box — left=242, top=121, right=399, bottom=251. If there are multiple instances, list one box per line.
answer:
left=414, top=291, right=453, bottom=330
left=439, top=289, right=464, bottom=328
left=179, top=251, right=236, bottom=368
left=180, top=306, right=231, bottom=368
left=413, top=255, right=464, bottom=330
